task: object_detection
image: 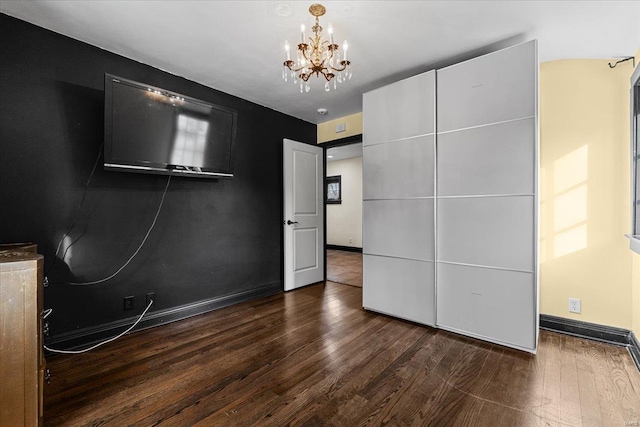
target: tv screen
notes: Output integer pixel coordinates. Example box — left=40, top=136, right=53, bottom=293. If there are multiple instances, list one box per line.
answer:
left=104, top=74, right=237, bottom=178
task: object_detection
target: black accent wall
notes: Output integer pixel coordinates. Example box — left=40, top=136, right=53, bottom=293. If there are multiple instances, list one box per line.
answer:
left=0, top=14, right=316, bottom=344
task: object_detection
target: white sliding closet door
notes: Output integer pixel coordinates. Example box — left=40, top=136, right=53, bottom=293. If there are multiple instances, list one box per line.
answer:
left=361, top=42, right=538, bottom=353
left=362, top=71, right=437, bottom=326
left=436, top=41, right=538, bottom=352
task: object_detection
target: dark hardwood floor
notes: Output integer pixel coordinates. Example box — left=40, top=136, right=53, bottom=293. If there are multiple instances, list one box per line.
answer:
left=327, top=249, right=362, bottom=287
left=44, top=283, right=640, bottom=426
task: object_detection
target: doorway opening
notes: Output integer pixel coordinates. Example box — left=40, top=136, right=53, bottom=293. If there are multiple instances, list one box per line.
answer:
left=323, top=134, right=363, bottom=287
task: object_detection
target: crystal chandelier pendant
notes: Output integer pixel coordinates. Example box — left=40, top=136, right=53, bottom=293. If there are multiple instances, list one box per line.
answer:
left=281, top=3, right=352, bottom=93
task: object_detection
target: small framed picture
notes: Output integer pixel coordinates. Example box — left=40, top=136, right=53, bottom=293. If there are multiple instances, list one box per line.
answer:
left=326, top=175, right=342, bottom=204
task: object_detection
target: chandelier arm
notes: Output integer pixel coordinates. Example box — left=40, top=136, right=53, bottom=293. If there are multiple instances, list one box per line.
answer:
left=329, top=60, right=351, bottom=73
left=323, top=43, right=334, bottom=61
left=299, top=44, right=311, bottom=62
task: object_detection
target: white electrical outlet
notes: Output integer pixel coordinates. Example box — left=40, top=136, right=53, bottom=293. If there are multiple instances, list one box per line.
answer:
left=569, top=298, right=581, bottom=314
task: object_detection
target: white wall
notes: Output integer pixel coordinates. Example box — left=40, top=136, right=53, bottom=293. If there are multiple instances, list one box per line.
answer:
left=327, top=156, right=362, bottom=248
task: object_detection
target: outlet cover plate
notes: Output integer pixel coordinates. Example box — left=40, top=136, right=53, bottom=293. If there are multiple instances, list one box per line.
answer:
left=124, top=296, right=135, bottom=311
left=569, top=298, right=581, bottom=314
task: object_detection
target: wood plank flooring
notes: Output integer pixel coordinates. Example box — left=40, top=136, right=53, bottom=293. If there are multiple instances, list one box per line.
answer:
left=44, top=282, right=640, bottom=426
left=327, top=249, right=362, bottom=287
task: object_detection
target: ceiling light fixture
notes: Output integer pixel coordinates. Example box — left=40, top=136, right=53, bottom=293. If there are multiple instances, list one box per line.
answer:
left=282, top=3, right=351, bottom=93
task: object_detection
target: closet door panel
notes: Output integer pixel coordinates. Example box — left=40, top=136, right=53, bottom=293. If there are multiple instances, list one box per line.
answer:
left=435, top=40, right=538, bottom=353
left=363, top=135, right=435, bottom=199
left=437, top=119, right=535, bottom=197
left=437, top=196, right=534, bottom=271
left=363, top=71, right=435, bottom=145
left=437, top=263, right=536, bottom=351
left=437, top=43, right=536, bottom=133
left=362, top=67, right=436, bottom=328
left=363, top=255, right=435, bottom=326
left=364, top=199, right=435, bottom=261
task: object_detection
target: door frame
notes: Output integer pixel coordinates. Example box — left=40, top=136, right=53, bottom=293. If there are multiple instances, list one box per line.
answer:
left=320, top=133, right=363, bottom=281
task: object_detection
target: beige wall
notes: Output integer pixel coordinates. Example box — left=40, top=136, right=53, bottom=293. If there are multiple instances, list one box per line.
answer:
left=318, top=112, right=363, bottom=144
left=539, top=58, right=636, bottom=329
left=327, top=156, right=362, bottom=248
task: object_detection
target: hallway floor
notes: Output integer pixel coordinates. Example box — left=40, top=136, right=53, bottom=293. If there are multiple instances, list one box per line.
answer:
left=327, top=249, right=362, bottom=287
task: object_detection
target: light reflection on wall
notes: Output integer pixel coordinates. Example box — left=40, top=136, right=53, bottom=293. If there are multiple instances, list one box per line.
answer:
left=61, top=235, right=73, bottom=266
left=541, top=145, right=589, bottom=260
left=171, top=114, right=209, bottom=167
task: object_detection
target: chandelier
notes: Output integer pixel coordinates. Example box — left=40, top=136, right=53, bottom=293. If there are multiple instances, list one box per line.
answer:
left=282, top=3, right=352, bottom=93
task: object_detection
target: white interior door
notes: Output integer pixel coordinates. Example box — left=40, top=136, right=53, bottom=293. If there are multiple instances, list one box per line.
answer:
left=283, top=138, right=324, bottom=291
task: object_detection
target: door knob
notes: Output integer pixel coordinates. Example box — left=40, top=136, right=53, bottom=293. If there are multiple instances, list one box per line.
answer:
left=286, top=220, right=299, bottom=225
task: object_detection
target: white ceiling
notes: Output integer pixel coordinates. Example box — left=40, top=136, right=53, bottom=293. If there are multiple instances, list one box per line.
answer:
left=2, top=1, right=639, bottom=124
left=327, top=142, right=362, bottom=162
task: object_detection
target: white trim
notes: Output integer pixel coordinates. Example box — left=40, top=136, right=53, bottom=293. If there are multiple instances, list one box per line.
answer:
left=437, top=324, right=537, bottom=354
left=626, top=234, right=640, bottom=255
left=436, top=259, right=534, bottom=274
left=433, top=69, right=439, bottom=327
left=363, top=252, right=435, bottom=264
left=437, top=193, right=534, bottom=199
left=363, top=196, right=435, bottom=201
left=630, top=63, right=640, bottom=242
left=363, top=132, right=435, bottom=148
left=437, top=115, right=535, bottom=136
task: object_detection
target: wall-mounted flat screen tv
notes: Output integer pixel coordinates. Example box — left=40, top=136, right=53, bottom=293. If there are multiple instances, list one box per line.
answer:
left=104, top=74, right=237, bottom=178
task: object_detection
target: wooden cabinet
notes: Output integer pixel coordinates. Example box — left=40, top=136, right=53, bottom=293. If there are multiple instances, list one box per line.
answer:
left=1, top=247, right=44, bottom=426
